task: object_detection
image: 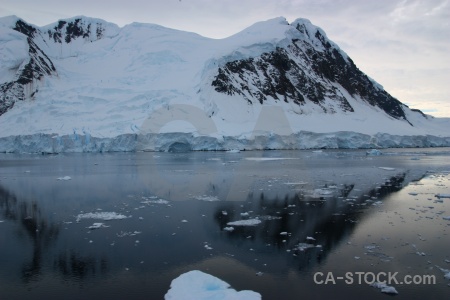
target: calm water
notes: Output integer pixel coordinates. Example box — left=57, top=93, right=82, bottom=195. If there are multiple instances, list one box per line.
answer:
left=0, top=149, right=449, bottom=299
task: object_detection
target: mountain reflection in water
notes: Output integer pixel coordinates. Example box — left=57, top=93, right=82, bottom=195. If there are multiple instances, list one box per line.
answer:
left=0, top=149, right=449, bottom=300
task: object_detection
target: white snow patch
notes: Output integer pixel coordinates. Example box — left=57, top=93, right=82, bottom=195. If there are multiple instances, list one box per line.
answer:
left=227, top=219, right=261, bottom=226
left=165, top=270, right=261, bottom=300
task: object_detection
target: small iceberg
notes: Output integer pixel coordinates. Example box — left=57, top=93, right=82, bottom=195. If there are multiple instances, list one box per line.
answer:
left=366, top=149, right=382, bottom=156
left=57, top=176, right=72, bottom=181
left=226, top=149, right=240, bottom=153
left=165, top=270, right=261, bottom=300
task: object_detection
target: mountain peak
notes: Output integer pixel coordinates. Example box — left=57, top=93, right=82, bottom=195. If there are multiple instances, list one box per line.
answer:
left=40, top=16, right=120, bottom=43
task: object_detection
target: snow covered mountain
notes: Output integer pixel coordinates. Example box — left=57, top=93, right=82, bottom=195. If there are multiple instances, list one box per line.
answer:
left=0, top=15, right=449, bottom=153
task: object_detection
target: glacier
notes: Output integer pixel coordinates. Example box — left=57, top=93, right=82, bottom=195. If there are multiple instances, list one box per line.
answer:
left=0, top=131, right=448, bottom=153
left=0, top=15, right=449, bottom=153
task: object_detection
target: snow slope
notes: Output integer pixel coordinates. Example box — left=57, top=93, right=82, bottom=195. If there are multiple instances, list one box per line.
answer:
left=0, top=16, right=449, bottom=153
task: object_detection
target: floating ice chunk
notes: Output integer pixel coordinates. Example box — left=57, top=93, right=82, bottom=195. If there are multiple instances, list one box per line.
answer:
left=141, top=198, right=169, bottom=205
left=258, top=215, right=282, bottom=221
left=117, top=231, right=141, bottom=237
left=223, top=227, right=235, bottom=232
left=295, top=243, right=315, bottom=251
left=87, top=222, right=109, bottom=229
left=312, top=150, right=323, bottom=153
left=371, top=282, right=398, bottom=294
left=222, top=211, right=228, bottom=216
left=227, top=149, right=240, bottom=153
left=240, top=212, right=250, bottom=217
left=366, top=149, right=382, bottom=156
left=408, top=192, right=418, bottom=196
left=181, top=220, right=188, bottom=223
left=442, top=216, right=450, bottom=221
left=280, top=232, right=288, bottom=236
left=76, top=212, right=129, bottom=222
left=227, top=219, right=261, bottom=226
left=284, top=181, right=308, bottom=185
left=165, top=270, right=261, bottom=300
left=306, top=236, right=316, bottom=241
left=57, top=176, right=72, bottom=180
left=436, top=266, right=450, bottom=280
left=378, top=167, right=395, bottom=171
left=245, top=157, right=298, bottom=161
left=194, top=195, right=220, bottom=202
left=436, top=194, right=450, bottom=199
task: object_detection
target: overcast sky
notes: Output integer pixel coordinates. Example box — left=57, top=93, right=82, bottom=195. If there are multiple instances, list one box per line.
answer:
left=1, top=0, right=449, bottom=117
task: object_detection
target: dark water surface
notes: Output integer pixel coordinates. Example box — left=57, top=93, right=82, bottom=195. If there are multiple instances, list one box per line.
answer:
left=1, top=149, right=449, bottom=299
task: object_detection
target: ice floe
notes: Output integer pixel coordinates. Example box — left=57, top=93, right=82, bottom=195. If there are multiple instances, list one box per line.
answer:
left=165, top=270, right=261, bottom=300
left=223, top=227, right=235, bottom=232
left=141, top=197, right=170, bottom=205
left=245, top=157, right=298, bottom=161
left=87, top=222, right=109, bottom=229
left=76, top=212, right=129, bottom=222
left=194, top=195, right=220, bottom=202
left=295, top=243, right=316, bottom=251
left=57, top=176, right=72, bottom=180
left=436, top=193, right=450, bottom=199
left=116, top=231, right=142, bottom=238
left=227, top=219, right=261, bottom=226
left=366, top=149, right=382, bottom=156
left=378, top=167, right=395, bottom=171
left=370, top=282, right=398, bottom=295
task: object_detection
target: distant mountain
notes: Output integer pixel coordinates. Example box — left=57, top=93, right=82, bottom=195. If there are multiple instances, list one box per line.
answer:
left=0, top=15, right=449, bottom=152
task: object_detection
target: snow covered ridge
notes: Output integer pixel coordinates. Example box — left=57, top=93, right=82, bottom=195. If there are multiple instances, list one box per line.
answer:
left=0, top=131, right=449, bottom=153
left=1, top=15, right=450, bottom=152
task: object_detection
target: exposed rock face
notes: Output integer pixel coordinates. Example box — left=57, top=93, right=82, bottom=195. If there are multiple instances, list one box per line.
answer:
left=0, top=20, right=56, bottom=115
left=212, top=23, right=407, bottom=121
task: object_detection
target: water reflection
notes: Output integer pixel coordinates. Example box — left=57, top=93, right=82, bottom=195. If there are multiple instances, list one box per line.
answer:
left=212, top=173, right=408, bottom=270
left=0, top=150, right=447, bottom=300
left=55, top=251, right=108, bottom=281
left=0, top=185, right=60, bottom=282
